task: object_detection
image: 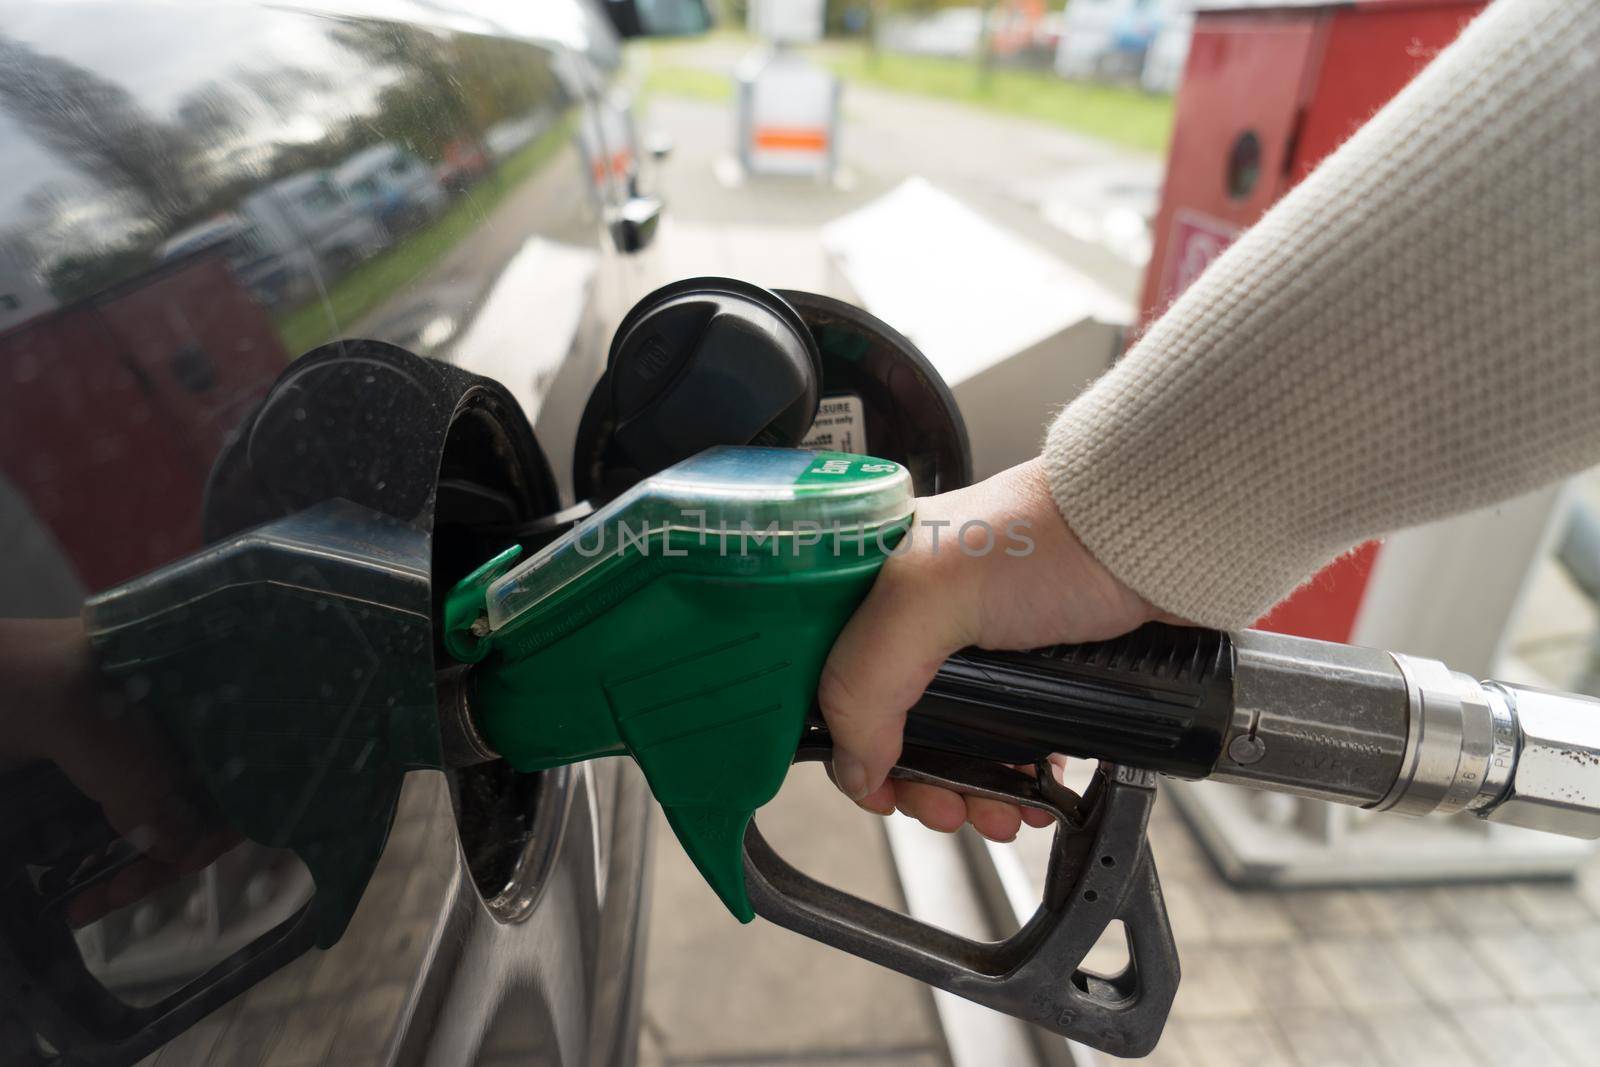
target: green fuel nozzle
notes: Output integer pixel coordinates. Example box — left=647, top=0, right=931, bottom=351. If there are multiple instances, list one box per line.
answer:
left=443, top=447, right=912, bottom=920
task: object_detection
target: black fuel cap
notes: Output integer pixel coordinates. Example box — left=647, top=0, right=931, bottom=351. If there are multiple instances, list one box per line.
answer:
left=604, top=277, right=822, bottom=477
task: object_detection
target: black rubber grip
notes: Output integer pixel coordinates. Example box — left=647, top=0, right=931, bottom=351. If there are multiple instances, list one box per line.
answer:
left=903, top=623, right=1236, bottom=779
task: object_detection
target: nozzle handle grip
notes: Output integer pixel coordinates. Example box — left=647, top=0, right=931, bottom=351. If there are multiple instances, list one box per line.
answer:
left=905, top=623, right=1235, bottom=779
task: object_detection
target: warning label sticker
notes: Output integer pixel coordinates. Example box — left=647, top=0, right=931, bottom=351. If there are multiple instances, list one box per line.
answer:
left=801, top=394, right=866, bottom=454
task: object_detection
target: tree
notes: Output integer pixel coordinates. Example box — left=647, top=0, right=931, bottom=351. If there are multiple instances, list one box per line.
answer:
left=0, top=36, right=197, bottom=228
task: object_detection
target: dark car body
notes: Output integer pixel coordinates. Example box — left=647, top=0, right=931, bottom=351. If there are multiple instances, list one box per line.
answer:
left=0, top=1, right=669, bottom=1063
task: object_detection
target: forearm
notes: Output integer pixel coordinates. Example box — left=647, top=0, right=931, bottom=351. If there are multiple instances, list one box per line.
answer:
left=1043, top=0, right=1600, bottom=629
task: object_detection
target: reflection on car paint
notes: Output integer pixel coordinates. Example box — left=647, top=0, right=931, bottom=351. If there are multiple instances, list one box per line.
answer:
left=0, top=0, right=654, bottom=1063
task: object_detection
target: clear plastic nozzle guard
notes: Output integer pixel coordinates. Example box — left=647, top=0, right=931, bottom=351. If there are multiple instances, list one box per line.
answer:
left=483, top=446, right=913, bottom=635
left=443, top=447, right=912, bottom=919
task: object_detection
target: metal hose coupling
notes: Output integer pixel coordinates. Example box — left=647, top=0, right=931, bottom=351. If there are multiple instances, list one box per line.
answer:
left=1378, top=654, right=1600, bottom=839
left=1372, top=654, right=1513, bottom=818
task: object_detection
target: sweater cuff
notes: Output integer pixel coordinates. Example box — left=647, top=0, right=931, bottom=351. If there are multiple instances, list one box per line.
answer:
left=1040, top=405, right=1338, bottom=632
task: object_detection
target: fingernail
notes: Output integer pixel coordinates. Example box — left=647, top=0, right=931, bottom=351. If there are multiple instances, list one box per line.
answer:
left=833, top=753, right=869, bottom=800
left=865, top=800, right=895, bottom=816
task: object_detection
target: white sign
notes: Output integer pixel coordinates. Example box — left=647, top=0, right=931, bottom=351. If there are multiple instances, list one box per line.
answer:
left=802, top=394, right=866, bottom=454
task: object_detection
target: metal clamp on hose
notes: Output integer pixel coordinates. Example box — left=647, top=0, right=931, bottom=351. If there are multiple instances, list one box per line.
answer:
left=1374, top=653, right=1510, bottom=817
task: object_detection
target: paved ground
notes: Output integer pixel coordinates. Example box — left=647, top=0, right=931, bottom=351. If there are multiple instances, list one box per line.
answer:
left=647, top=43, right=1160, bottom=289
left=1015, top=787, right=1600, bottom=1067
left=640, top=769, right=950, bottom=1067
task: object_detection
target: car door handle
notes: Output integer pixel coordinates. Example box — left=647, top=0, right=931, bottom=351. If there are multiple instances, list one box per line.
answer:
left=610, top=195, right=662, bottom=253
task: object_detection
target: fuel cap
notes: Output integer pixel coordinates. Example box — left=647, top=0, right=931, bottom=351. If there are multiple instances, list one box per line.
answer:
left=576, top=278, right=822, bottom=496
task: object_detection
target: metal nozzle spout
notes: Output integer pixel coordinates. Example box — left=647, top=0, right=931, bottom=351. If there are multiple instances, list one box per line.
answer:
left=436, top=665, right=501, bottom=768
left=1478, top=683, right=1600, bottom=839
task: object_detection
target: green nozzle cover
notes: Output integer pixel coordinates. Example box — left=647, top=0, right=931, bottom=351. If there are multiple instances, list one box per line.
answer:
left=445, top=448, right=910, bottom=920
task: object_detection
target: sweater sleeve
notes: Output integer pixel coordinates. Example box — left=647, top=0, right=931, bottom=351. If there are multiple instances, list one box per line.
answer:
left=1041, top=0, right=1600, bottom=630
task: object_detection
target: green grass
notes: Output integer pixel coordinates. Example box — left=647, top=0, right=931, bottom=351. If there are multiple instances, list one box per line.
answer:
left=822, top=45, right=1174, bottom=156
left=274, top=126, right=569, bottom=356
left=633, top=33, right=738, bottom=103
left=639, top=61, right=733, bottom=103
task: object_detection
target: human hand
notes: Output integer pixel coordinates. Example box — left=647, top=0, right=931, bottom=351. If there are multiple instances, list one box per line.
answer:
left=817, top=458, right=1173, bottom=842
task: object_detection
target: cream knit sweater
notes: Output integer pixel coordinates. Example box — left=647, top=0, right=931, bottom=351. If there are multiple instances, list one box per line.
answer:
left=1043, top=0, right=1600, bottom=630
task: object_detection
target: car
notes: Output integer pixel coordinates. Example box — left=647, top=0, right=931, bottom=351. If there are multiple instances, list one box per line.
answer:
left=0, top=1, right=700, bottom=1064
left=239, top=169, right=390, bottom=283
left=1053, top=0, right=1191, bottom=87
left=880, top=7, right=986, bottom=58
left=437, top=138, right=494, bottom=194
left=333, top=142, right=448, bottom=238
left=157, top=213, right=302, bottom=307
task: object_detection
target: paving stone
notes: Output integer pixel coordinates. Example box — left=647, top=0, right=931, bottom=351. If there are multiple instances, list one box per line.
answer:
left=1535, top=1000, right=1600, bottom=1063
left=1167, top=950, right=1260, bottom=1021
left=1130, top=1022, right=1202, bottom=1067
left=636, top=1018, right=667, bottom=1067
left=1161, top=881, right=1214, bottom=949
left=1185, top=883, right=1296, bottom=946
left=1182, top=1019, right=1295, bottom=1067
left=1364, top=1007, right=1482, bottom=1067
left=1546, top=923, right=1600, bottom=994
left=682, top=1053, right=946, bottom=1067
left=1307, top=939, right=1423, bottom=1012
left=1082, top=917, right=1133, bottom=977
left=1390, top=932, right=1502, bottom=1004
left=1448, top=1004, right=1575, bottom=1067
left=1574, top=861, right=1600, bottom=914
left=1235, top=943, right=1340, bottom=1009
left=1471, top=930, right=1589, bottom=1000
left=1353, top=888, right=1447, bottom=935
left=1428, top=886, right=1525, bottom=934
left=1272, top=1010, right=1383, bottom=1067
left=1504, top=882, right=1598, bottom=930
left=1145, top=801, right=1218, bottom=881
left=1282, top=890, right=1380, bottom=937
left=642, top=770, right=945, bottom=1061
